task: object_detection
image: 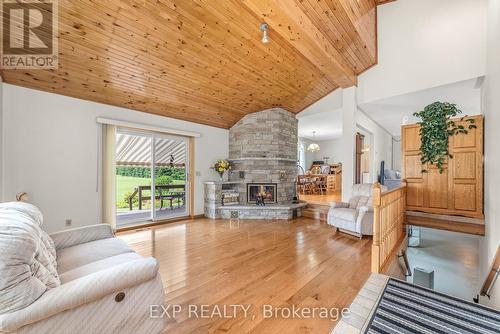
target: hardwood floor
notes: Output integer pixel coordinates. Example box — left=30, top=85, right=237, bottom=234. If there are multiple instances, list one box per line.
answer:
left=300, top=191, right=342, bottom=205
left=118, top=217, right=372, bottom=334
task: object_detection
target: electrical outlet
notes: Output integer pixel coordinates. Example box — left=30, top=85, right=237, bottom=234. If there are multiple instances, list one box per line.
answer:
left=196, top=171, right=201, bottom=176
left=65, top=219, right=72, bottom=227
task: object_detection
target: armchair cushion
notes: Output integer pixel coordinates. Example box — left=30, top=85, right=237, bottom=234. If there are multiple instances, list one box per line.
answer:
left=0, top=257, right=159, bottom=332
left=331, top=208, right=358, bottom=222
left=348, top=197, right=359, bottom=209
left=56, top=237, right=134, bottom=274
left=355, top=196, right=372, bottom=210
left=59, top=252, right=142, bottom=284
left=50, top=224, right=114, bottom=251
left=330, top=201, right=349, bottom=209
left=0, top=202, right=60, bottom=314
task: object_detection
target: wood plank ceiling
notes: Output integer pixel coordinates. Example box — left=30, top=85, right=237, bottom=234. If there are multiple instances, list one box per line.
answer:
left=1, top=0, right=385, bottom=129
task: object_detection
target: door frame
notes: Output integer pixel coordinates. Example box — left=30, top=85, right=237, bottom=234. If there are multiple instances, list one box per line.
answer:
left=115, top=127, right=194, bottom=227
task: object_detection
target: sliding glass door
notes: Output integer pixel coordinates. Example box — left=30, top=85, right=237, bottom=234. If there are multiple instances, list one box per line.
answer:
left=152, top=134, right=189, bottom=221
left=115, top=128, right=189, bottom=228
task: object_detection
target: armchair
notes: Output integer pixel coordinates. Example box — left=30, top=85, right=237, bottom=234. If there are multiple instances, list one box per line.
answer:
left=327, top=184, right=386, bottom=238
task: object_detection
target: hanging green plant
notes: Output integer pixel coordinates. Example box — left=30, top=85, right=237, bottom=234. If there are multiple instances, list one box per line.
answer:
left=413, top=102, right=476, bottom=173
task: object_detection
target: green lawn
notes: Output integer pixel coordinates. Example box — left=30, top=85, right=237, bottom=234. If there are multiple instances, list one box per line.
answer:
left=116, top=175, right=151, bottom=203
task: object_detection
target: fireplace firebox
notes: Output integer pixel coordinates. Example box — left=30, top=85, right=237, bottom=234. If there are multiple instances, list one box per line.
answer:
left=247, top=183, right=277, bottom=204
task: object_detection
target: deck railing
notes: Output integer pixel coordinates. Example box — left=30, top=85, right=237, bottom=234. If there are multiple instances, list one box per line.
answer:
left=371, top=181, right=407, bottom=274
left=128, top=184, right=186, bottom=210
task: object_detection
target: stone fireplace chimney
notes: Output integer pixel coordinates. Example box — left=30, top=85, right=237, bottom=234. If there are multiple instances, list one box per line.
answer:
left=228, top=108, right=298, bottom=204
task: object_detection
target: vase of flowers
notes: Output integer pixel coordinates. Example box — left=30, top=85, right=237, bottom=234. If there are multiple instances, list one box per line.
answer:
left=212, top=159, right=231, bottom=181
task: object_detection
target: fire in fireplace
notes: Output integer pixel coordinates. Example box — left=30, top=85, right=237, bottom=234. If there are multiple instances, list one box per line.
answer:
left=247, top=183, right=277, bottom=204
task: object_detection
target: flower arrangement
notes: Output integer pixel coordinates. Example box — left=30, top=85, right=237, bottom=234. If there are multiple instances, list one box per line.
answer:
left=212, top=159, right=231, bottom=180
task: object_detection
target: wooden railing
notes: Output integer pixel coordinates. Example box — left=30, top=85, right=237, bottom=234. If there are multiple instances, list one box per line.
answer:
left=479, top=245, right=500, bottom=299
left=128, top=184, right=186, bottom=210
left=371, top=181, right=407, bottom=274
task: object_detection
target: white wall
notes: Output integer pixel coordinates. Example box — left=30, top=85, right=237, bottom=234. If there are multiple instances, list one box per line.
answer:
left=1, top=84, right=229, bottom=233
left=311, top=138, right=342, bottom=164
left=358, top=0, right=488, bottom=104
left=298, top=137, right=315, bottom=171
left=356, top=110, right=393, bottom=182
left=479, top=0, right=500, bottom=309
left=392, top=138, right=402, bottom=171
left=340, top=88, right=357, bottom=200
left=0, top=77, right=3, bottom=202
left=296, top=89, right=342, bottom=118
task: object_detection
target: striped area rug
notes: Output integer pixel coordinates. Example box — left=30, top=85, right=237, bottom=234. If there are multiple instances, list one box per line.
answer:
left=364, top=278, right=500, bottom=334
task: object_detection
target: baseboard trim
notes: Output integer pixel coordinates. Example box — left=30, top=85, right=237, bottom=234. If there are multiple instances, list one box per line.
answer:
left=117, top=215, right=203, bottom=233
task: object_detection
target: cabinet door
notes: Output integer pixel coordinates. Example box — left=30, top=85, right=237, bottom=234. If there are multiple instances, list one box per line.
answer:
left=402, top=126, right=421, bottom=154
left=402, top=125, right=425, bottom=208
left=406, top=180, right=424, bottom=207
left=449, top=116, right=483, bottom=215
left=425, top=164, right=450, bottom=209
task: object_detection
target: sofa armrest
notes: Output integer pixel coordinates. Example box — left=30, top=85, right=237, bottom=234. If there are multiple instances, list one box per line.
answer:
left=50, top=224, right=114, bottom=250
left=330, top=201, right=349, bottom=209
left=0, top=257, right=159, bottom=332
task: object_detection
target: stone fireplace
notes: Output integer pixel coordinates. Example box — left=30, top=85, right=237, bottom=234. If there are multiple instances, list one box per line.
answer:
left=228, top=108, right=298, bottom=204
left=204, top=108, right=306, bottom=220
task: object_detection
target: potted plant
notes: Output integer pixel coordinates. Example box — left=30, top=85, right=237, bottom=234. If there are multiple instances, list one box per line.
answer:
left=413, top=102, right=476, bottom=173
left=212, top=159, right=231, bottom=181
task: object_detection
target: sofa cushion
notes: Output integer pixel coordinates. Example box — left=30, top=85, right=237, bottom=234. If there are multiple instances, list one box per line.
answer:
left=351, top=184, right=374, bottom=197
left=356, top=196, right=372, bottom=210
left=348, top=197, right=360, bottom=209
left=57, top=237, right=134, bottom=274
left=332, top=208, right=358, bottom=221
left=59, top=252, right=142, bottom=283
left=384, top=169, right=397, bottom=180
left=0, top=202, right=61, bottom=314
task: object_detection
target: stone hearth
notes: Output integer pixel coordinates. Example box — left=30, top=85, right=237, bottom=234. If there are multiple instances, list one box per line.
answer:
left=218, top=203, right=307, bottom=220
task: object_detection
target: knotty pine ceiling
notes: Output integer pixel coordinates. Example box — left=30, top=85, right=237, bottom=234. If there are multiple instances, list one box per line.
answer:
left=1, top=0, right=386, bottom=129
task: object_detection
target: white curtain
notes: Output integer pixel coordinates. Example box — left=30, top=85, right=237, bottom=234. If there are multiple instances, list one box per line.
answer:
left=102, top=124, right=116, bottom=229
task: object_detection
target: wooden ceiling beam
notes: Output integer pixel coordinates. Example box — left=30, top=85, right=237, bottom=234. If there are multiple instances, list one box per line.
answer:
left=240, top=0, right=357, bottom=88
left=296, top=0, right=377, bottom=74
left=377, top=0, right=397, bottom=5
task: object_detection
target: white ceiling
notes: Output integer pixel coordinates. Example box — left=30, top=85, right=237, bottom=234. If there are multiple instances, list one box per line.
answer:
left=298, top=109, right=343, bottom=141
left=358, top=77, right=483, bottom=136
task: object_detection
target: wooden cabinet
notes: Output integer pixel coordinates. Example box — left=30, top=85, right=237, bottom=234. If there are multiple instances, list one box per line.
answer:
left=327, top=175, right=336, bottom=190
left=327, top=174, right=342, bottom=192
left=401, top=115, right=483, bottom=218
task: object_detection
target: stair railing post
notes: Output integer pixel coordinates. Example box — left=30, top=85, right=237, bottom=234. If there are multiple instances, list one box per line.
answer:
left=402, top=179, right=407, bottom=237
left=371, top=182, right=382, bottom=273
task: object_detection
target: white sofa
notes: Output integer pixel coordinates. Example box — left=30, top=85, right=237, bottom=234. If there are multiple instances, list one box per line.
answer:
left=0, top=202, right=165, bottom=334
left=327, top=184, right=386, bottom=238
